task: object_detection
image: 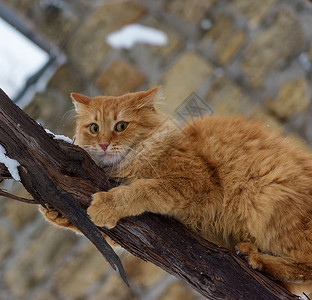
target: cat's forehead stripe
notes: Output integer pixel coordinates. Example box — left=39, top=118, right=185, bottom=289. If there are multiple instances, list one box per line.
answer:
left=113, top=108, right=118, bottom=121
left=88, top=94, right=142, bottom=126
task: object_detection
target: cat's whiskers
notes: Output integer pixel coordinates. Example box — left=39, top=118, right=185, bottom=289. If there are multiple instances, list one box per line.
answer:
left=118, top=159, right=126, bottom=183
left=111, top=160, right=120, bottom=187
left=122, top=153, right=133, bottom=176
left=112, top=83, right=121, bottom=97
left=112, top=147, right=128, bottom=178
left=61, top=108, right=75, bottom=124
left=153, top=101, right=166, bottom=106
left=78, top=144, right=91, bottom=148
left=78, top=143, right=117, bottom=184
left=79, top=145, right=97, bottom=153
left=89, top=80, right=96, bottom=98
left=106, top=157, right=120, bottom=183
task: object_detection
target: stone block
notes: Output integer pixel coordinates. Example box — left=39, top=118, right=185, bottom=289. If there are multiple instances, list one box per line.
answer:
left=47, top=64, right=86, bottom=98
left=123, top=255, right=166, bottom=287
left=243, top=8, right=304, bottom=88
left=201, top=14, right=246, bottom=64
left=89, top=272, right=138, bottom=300
left=165, top=0, right=215, bottom=23
left=3, top=185, right=38, bottom=229
left=160, top=281, right=201, bottom=300
left=4, top=0, right=85, bottom=45
left=4, top=226, right=77, bottom=298
left=53, top=243, right=111, bottom=299
left=161, top=52, right=213, bottom=114
left=249, top=109, right=282, bottom=132
left=229, top=0, right=278, bottom=28
left=205, top=76, right=283, bottom=132
left=206, top=76, right=254, bottom=117
left=309, top=42, right=312, bottom=61
left=146, top=18, right=183, bottom=63
left=265, top=78, right=310, bottom=119
left=96, top=59, right=146, bottom=96
left=3, top=0, right=35, bottom=13
left=32, top=289, right=60, bottom=300
left=24, top=88, right=74, bottom=136
left=175, top=93, right=214, bottom=124
left=287, top=135, right=312, bottom=153
left=40, top=63, right=87, bottom=136
left=90, top=255, right=168, bottom=299
left=66, top=1, right=146, bottom=77
left=0, top=226, right=13, bottom=262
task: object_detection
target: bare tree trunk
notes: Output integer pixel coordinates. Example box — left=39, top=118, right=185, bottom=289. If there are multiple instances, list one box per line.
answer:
left=0, top=89, right=298, bottom=299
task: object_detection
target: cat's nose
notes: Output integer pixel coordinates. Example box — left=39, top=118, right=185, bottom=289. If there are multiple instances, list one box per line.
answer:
left=99, top=143, right=109, bottom=151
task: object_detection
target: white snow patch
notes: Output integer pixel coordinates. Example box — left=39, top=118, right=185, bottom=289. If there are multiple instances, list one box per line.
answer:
left=0, top=145, right=20, bottom=181
left=201, top=19, right=212, bottom=30
left=299, top=52, right=311, bottom=71
left=45, top=129, right=73, bottom=144
left=106, top=24, right=168, bottom=49
left=0, top=17, right=49, bottom=99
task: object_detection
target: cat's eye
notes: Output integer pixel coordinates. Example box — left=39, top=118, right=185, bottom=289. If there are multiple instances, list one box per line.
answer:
left=89, top=123, right=99, bottom=134
left=115, top=121, right=128, bottom=132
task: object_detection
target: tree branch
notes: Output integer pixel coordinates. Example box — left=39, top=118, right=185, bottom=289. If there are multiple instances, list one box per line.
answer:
left=0, top=163, right=12, bottom=179
left=0, top=189, right=38, bottom=204
left=0, top=89, right=298, bottom=299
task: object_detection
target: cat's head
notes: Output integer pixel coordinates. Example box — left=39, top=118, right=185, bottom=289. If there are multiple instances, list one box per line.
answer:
left=72, top=87, right=165, bottom=167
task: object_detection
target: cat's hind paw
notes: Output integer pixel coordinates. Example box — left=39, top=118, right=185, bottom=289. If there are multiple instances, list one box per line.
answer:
left=40, top=205, right=72, bottom=227
left=236, top=242, right=258, bottom=255
left=87, top=191, right=119, bottom=229
left=235, top=242, right=263, bottom=271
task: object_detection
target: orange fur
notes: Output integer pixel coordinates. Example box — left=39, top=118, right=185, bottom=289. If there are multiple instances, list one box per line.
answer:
left=44, top=87, right=312, bottom=296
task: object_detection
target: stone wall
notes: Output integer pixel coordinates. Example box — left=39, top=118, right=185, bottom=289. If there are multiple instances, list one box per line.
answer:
left=0, top=0, right=312, bottom=299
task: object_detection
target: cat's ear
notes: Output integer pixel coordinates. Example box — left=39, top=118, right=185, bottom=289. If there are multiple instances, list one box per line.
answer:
left=134, top=86, right=162, bottom=110
left=71, top=93, right=91, bottom=110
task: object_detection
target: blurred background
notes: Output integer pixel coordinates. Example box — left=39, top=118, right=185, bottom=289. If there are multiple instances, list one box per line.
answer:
left=0, top=0, right=312, bottom=299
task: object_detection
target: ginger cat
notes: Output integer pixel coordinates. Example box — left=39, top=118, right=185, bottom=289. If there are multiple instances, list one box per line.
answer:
left=42, top=87, right=312, bottom=296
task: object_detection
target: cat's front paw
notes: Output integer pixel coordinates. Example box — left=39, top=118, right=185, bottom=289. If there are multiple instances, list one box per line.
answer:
left=87, top=191, right=120, bottom=229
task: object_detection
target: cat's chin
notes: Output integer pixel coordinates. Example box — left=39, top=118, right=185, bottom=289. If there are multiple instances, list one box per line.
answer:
left=92, top=152, right=123, bottom=168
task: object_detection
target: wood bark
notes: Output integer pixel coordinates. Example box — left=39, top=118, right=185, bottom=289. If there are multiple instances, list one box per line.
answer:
left=0, top=89, right=299, bottom=299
